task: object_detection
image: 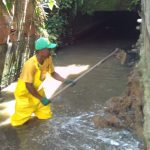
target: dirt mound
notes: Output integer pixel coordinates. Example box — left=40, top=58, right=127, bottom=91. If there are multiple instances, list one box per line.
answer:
left=93, top=69, right=144, bottom=138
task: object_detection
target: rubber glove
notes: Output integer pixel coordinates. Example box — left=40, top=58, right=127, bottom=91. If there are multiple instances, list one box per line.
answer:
left=64, top=79, right=76, bottom=87
left=41, top=97, right=51, bottom=106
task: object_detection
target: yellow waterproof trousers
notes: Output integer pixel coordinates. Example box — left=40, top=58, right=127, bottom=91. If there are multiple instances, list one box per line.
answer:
left=11, top=60, right=53, bottom=126
left=11, top=80, right=53, bottom=126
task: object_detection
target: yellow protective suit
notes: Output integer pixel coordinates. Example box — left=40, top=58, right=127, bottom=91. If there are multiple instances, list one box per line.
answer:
left=11, top=55, right=54, bottom=126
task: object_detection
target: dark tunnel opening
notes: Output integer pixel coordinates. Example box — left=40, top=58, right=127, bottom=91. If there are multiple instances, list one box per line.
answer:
left=73, top=11, right=140, bottom=42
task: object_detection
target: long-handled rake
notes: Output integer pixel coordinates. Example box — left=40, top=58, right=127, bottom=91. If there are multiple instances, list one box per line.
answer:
left=50, top=48, right=119, bottom=100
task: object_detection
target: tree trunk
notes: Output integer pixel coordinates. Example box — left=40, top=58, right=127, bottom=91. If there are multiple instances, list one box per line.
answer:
left=0, top=0, right=36, bottom=89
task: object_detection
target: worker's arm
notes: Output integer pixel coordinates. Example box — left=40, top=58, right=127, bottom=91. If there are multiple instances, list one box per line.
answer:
left=51, top=71, right=76, bottom=86
left=26, top=82, right=42, bottom=100
left=51, top=71, right=65, bottom=82
left=26, top=83, right=51, bottom=105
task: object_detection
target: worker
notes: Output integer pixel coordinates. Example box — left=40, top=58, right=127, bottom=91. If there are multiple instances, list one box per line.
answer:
left=11, top=37, right=74, bottom=126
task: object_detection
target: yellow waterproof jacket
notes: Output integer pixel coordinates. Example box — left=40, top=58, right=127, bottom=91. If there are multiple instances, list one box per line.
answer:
left=14, top=55, right=54, bottom=104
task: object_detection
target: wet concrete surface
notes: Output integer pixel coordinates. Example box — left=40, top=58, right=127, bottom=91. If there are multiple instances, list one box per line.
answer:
left=0, top=36, right=143, bottom=150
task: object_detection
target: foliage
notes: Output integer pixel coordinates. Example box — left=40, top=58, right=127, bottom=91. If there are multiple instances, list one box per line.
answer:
left=48, top=0, right=59, bottom=10
left=34, top=0, right=85, bottom=44
left=2, top=0, right=12, bottom=11
left=34, top=0, right=51, bottom=38
left=131, top=0, right=140, bottom=5
left=59, top=0, right=73, bottom=9
left=72, top=0, right=84, bottom=16
left=82, top=0, right=119, bottom=14
left=44, top=0, right=73, bottom=43
left=82, top=0, right=141, bottom=14
left=1, top=0, right=14, bottom=17
left=35, top=2, right=46, bottom=27
left=128, top=0, right=141, bottom=11
left=45, top=14, right=68, bottom=42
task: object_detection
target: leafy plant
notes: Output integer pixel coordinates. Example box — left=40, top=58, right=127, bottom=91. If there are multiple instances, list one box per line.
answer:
left=44, top=0, right=74, bottom=43
left=129, top=0, right=141, bottom=11
left=34, top=0, right=58, bottom=38
left=35, top=0, right=85, bottom=44
left=59, top=0, right=73, bottom=10
left=48, top=0, right=59, bottom=10
left=45, top=14, right=68, bottom=42
left=2, top=0, right=13, bottom=17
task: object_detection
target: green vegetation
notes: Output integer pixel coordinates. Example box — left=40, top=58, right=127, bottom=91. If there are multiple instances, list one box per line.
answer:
left=82, top=0, right=140, bottom=13
left=82, top=0, right=122, bottom=13
left=0, top=0, right=141, bottom=89
left=1, top=0, right=13, bottom=12
left=128, top=0, right=140, bottom=11
left=2, top=0, right=140, bottom=44
left=1, top=0, right=141, bottom=44
left=45, top=0, right=73, bottom=43
left=1, top=0, right=15, bottom=17
left=42, top=0, right=140, bottom=43
left=35, top=0, right=84, bottom=44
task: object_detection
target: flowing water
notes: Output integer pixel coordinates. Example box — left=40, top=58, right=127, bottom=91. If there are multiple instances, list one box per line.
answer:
left=0, top=37, right=143, bottom=150
left=1, top=112, right=141, bottom=150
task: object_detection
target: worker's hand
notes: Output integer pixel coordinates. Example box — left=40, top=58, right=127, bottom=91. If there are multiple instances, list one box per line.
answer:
left=63, top=79, right=76, bottom=87
left=41, top=97, right=51, bottom=106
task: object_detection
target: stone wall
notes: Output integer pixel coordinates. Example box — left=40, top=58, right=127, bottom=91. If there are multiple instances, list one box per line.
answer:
left=141, top=0, right=150, bottom=148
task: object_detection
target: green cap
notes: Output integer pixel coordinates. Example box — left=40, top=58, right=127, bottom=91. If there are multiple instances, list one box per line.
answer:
left=35, top=37, right=57, bottom=51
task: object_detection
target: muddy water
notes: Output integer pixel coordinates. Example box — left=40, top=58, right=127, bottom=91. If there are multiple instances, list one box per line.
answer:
left=52, top=38, right=133, bottom=115
left=0, top=37, right=142, bottom=150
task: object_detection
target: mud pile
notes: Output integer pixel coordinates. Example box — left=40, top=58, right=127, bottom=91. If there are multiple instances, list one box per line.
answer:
left=93, top=69, right=144, bottom=138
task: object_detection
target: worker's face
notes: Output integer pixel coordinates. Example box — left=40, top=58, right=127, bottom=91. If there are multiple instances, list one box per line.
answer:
left=41, top=48, right=51, bottom=59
